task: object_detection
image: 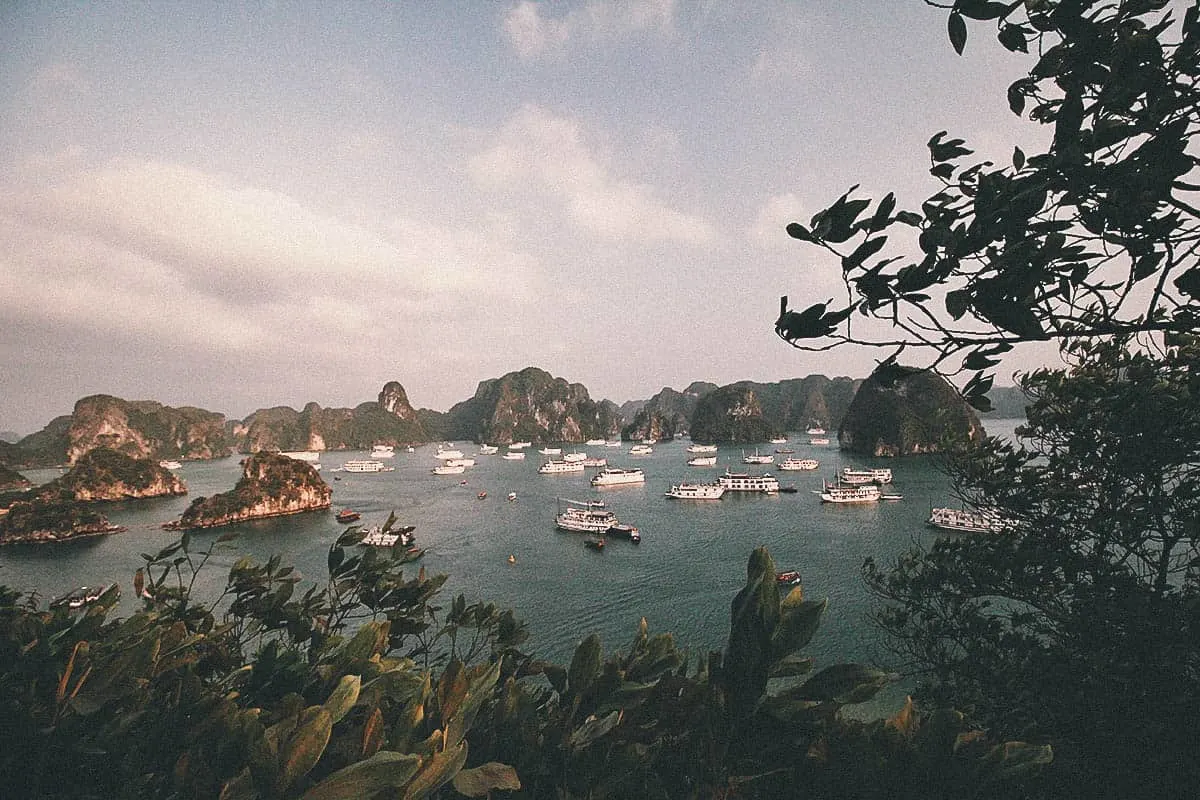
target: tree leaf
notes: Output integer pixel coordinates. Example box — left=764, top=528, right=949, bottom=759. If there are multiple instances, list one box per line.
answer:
left=451, top=762, right=522, bottom=797
left=300, top=751, right=421, bottom=800
left=948, top=11, right=968, bottom=55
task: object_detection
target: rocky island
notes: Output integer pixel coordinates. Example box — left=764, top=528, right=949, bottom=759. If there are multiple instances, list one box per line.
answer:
left=167, top=452, right=331, bottom=530
left=838, top=366, right=984, bottom=456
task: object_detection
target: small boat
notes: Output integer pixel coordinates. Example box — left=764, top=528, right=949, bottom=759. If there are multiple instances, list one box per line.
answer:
left=841, top=467, right=893, bottom=485
left=400, top=547, right=425, bottom=563
left=507, top=492, right=518, bottom=501
left=687, top=455, right=718, bottom=467
left=881, top=493, right=904, bottom=501
left=371, top=444, right=396, bottom=458
left=406, top=445, right=415, bottom=453
left=805, top=426, right=827, bottom=435
left=779, top=457, right=820, bottom=471
left=665, top=482, right=725, bottom=500
left=591, top=467, right=646, bottom=486
left=538, top=460, right=586, bottom=474
left=340, top=460, right=393, bottom=473
left=686, top=444, right=718, bottom=454
left=819, top=479, right=882, bottom=504
left=809, top=437, right=831, bottom=445
left=606, top=523, right=641, bottom=543
left=776, top=570, right=802, bottom=586
left=477, top=491, right=488, bottom=500
left=586, top=438, right=607, bottom=446
left=604, top=440, right=622, bottom=447
left=444, top=457, right=476, bottom=467
left=774, top=447, right=795, bottom=454
left=584, top=537, right=606, bottom=551
left=433, top=463, right=466, bottom=475
left=509, top=441, right=532, bottom=449
left=502, top=451, right=526, bottom=460
left=769, top=437, right=788, bottom=445
left=742, top=449, right=774, bottom=464
left=539, top=447, right=562, bottom=455
left=508, top=554, right=517, bottom=564
left=479, top=444, right=499, bottom=455
left=629, top=444, right=654, bottom=455
left=926, top=507, right=1006, bottom=533
left=158, top=460, right=182, bottom=470
left=51, top=584, right=116, bottom=610
left=336, top=509, right=361, bottom=524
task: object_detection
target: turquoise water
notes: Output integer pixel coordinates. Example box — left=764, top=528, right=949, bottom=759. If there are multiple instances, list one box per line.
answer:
left=0, top=423, right=1019, bottom=705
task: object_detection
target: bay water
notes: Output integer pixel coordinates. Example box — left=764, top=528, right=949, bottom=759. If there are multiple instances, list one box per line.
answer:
left=0, top=421, right=1020, bottom=713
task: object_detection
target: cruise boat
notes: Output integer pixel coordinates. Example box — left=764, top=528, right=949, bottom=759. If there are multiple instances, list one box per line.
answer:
left=629, top=444, right=653, bottom=455
left=539, top=447, right=562, bottom=455
left=433, top=463, right=466, bottom=475
left=809, top=437, right=831, bottom=445
left=479, top=444, right=499, bottom=455
left=538, top=460, right=585, bottom=475
left=841, top=467, right=893, bottom=485
left=370, top=444, right=395, bottom=458
left=341, top=460, right=393, bottom=473
left=779, top=457, right=820, bottom=471
left=819, top=479, right=882, bottom=504
left=586, top=438, right=607, bottom=446
left=686, top=444, right=718, bottom=454
left=281, top=450, right=320, bottom=463
left=718, top=470, right=780, bottom=494
left=582, top=457, right=608, bottom=467
left=444, top=457, right=476, bottom=468
left=665, top=482, right=726, bottom=500
left=604, top=440, right=622, bottom=447
left=435, top=446, right=464, bottom=460
left=158, top=460, right=182, bottom=470
left=502, top=451, right=526, bottom=460
left=591, top=467, right=646, bottom=486
left=561, top=451, right=588, bottom=463
left=360, top=524, right=416, bottom=547
left=687, top=455, right=718, bottom=467
left=769, top=436, right=788, bottom=445
left=742, top=449, right=774, bottom=464
left=555, top=499, right=618, bottom=533
left=805, top=426, right=827, bottom=435
left=509, top=441, right=532, bottom=449
left=335, top=509, right=361, bottom=524
left=926, top=507, right=1007, bottom=533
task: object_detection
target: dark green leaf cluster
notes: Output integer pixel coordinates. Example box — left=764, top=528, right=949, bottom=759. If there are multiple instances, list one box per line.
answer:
left=778, top=0, right=1200, bottom=403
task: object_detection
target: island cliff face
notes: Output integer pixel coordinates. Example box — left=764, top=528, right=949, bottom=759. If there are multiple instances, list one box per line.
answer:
left=65, top=395, right=232, bottom=465
left=230, top=382, right=431, bottom=452
left=688, top=376, right=860, bottom=443
left=169, top=452, right=331, bottom=530
left=838, top=366, right=984, bottom=456
left=52, top=447, right=187, bottom=501
left=621, top=382, right=717, bottom=441
left=444, top=367, right=619, bottom=444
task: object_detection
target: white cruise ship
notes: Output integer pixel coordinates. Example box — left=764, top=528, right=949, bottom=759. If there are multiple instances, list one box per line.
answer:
left=819, top=480, right=881, bottom=504
left=561, top=451, right=588, bottom=463
left=341, top=460, right=393, bottom=473
left=687, top=455, right=718, bottom=467
left=742, top=449, right=774, bottom=464
left=779, top=457, right=820, bottom=471
left=444, top=457, right=476, bottom=468
left=555, top=499, right=617, bottom=533
left=686, top=444, right=718, bottom=453
left=370, top=444, right=395, bottom=458
left=927, top=507, right=1006, bottom=533
left=479, top=444, right=499, bottom=455
left=433, top=463, right=466, bottom=475
left=841, top=467, right=893, bottom=485
left=538, top=460, right=585, bottom=475
left=435, top=446, right=464, bottom=460
left=502, top=451, right=526, bottom=460
left=718, top=470, right=780, bottom=494
left=590, top=467, right=645, bottom=487
left=586, top=438, right=607, bottom=446
left=539, top=447, right=562, bottom=455
left=629, top=444, right=653, bottom=455
left=509, top=441, right=532, bottom=449
left=665, top=482, right=725, bottom=500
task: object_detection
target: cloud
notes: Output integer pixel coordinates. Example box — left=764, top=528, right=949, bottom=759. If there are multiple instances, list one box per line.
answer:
left=30, top=62, right=90, bottom=94
left=503, top=0, right=675, bottom=60
left=750, top=193, right=806, bottom=248
left=469, top=104, right=717, bottom=244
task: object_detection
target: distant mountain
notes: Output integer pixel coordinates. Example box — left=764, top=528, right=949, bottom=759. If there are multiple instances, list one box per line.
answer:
left=64, top=396, right=231, bottom=465
left=838, top=366, right=983, bottom=457
left=621, top=382, right=718, bottom=441
left=688, top=375, right=860, bottom=443
left=978, top=385, right=1031, bottom=419
left=442, top=367, right=620, bottom=444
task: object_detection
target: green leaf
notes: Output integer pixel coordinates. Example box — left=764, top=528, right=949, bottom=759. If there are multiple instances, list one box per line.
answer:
left=842, top=237, right=887, bottom=272
left=569, top=709, right=623, bottom=749
left=786, top=222, right=814, bottom=242
left=1012, top=146, right=1025, bottom=171
left=401, top=741, right=469, bottom=800
left=567, top=634, right=602, bottom=697
left=945, top=289, right=972, bottom=320
left=279, top=707, right=333, bottom=793
left=323, top=674, right=361, bottom=724
left=300, top=751, right=421, bottom=800
left=769, top=598, right=827, bottom=662
left=796, top=663, right=896, bottom=705
left=451, top=762, right=522, bottom=797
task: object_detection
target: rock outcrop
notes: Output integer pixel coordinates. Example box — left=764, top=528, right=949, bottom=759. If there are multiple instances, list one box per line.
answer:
left=0, top=489, right=125, bottom=544
left=64, top=396, right=232, bottom=465
left=168, top=452, right=331, bottom=530
left=689, top=386, right=778, bottom=443
left=838, top=366, right=984, bottom=457
left=686, top=376, right=860, bottom=443
left=49, top=447, right=187, bottom=502
left=230, top=382, right=431, bottom=453
left=443, top=368, right=619, bottom=444
left=621, top=382, right=717, bottom=441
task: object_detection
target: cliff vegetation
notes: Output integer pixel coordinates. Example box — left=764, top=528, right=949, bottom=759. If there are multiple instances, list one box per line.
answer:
left=838, top=366, right=983, bottom=457
left=170, top=452, right=331, bottom=530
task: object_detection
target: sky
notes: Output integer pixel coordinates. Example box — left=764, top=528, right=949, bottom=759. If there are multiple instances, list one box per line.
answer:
left=0, top=1, right=1053, bottom=436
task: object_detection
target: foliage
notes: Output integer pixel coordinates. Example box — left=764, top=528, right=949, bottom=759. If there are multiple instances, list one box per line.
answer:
left=0, top=524, right=1051, bottom=799
left=775, top=0, right=1200, bottom=410
left=864, top=336, right=1200, bottom=798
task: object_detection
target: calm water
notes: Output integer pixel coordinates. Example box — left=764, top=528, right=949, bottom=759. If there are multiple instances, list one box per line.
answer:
left=0, top=422, right=1019, bottom=711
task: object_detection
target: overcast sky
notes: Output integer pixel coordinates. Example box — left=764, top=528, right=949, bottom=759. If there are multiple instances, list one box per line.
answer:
left=0, top=1, right=1053, bottom=435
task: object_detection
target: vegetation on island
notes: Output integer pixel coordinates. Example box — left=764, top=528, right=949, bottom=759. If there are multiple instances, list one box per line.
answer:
left=170, top=452, right=331, bottom=530
left=838, top=367, right=983, bottom=456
